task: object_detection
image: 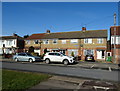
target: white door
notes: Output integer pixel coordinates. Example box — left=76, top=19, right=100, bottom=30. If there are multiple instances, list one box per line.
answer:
left=97, top=51, right=102, bottom=59
left=34, top=49, right=40, bottom=55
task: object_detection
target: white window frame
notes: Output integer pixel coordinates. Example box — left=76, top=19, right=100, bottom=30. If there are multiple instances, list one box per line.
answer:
left=70, top=39, right=78, bottom=44
left=84, top=38, right=92, bottom=44
left=97, top=38, right=103, bottom=44
left=111, top=36, right=120, bottom=44
left=84, top=49, right=94, bottom=56
left=62, top=40, right=66, bottom=44
left=34, top=40, right=39, bottom=44
left=9, top=40, right=13, bottom=45
left=2, top=40, right=4, bottom=43
left=43, top=40, right=49, bottom=44
left=111, top=36, right=114, bottom=44
left=116, top=36, right=120, bottom=44
left=26, top=40, right=30, bottom=44
left=14, top=40, right=16, bottom=45
left=7, top=40, right=12, bottom=46
left=53, top=39, right=58, bottom=44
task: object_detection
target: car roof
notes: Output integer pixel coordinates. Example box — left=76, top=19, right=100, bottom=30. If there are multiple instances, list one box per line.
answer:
left=18, top=52, right=26, bottom=54
left=48, top=52, right=61, bottom=53
left=47, top=52, right=61, bottom=54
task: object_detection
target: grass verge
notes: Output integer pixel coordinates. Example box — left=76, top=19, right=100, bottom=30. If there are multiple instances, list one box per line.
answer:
left=2, top=69, right=51, bottom=91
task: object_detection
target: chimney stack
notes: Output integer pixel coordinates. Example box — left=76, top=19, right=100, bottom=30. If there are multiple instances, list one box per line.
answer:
left=82, top=27, right=86, bottom=32
left=13, top=33, right=18, bottom=36
left=46, top=30, right=50, bottom=34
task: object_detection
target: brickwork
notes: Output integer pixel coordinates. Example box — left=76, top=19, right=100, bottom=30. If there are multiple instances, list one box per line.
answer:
left=25, top=38, right=107, bottom=61
left=110, top=26, right=120, bottom=64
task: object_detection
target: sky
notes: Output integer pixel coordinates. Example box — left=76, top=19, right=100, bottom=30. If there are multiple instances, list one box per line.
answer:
left=2, top=2, right=119, bottom=39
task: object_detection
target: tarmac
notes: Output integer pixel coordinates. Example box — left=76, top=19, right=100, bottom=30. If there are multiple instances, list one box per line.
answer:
left=1, top=58, right=120, bottom=91
left=1, top=58, right=119, bottom=71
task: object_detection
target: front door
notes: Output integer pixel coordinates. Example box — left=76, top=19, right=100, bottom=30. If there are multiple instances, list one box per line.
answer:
left=97, top=51, right=102, bottom=59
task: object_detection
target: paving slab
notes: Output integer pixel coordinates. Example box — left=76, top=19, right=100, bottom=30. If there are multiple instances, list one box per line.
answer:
left=27, top=76, right=84, bottom=90
left=27, top=76, right=119, bottom=91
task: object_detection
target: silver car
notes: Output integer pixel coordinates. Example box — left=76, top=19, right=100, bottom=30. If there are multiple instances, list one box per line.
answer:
left=13, top=52, right=41, bottom=62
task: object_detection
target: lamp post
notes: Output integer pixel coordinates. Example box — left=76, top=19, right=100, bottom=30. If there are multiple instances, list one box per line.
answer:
left=113, top=13, right=116, bottom=63
left=39, top=40, right=43, bottom=55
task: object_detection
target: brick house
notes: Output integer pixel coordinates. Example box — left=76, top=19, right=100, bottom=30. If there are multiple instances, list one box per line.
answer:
left=110, top=26, right=120, bottom=64
left=25, top=27, right=107, bottom=61
left=0, top=34, right=24, bottom=54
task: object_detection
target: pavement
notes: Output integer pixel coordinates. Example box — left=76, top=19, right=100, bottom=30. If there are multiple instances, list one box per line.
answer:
left=27, top=75, right=118, bottom=91
left=1, top=58, right=119, bottom=72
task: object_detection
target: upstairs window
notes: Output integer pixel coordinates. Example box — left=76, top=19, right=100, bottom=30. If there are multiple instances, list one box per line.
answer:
left=34, top=40, right=39, bottom=44
left=62, top=40, right=66, bottom=44
left=14, top=40, right=16, bottom=45
left=111, top=36, right=120, bottom=44
left=7, top=40, right=12, bottom=45
left=97, top=38, right=103, bottom=44
left=111, top=36, right=114, bottom=44
left=26, top=40, right=30, bottom=44
left=84, top=50, right=94, bottom=56
left=116, top=36, right=120, bottom=44
left=53, top=39, right=58, bottom=44
left=70, top=39, right=78, bottom=43
left=2, top=40, right=4, bottom=43
left=44, top=40, right=49, bottom=44
left=84, top=39, right=92, bottom=44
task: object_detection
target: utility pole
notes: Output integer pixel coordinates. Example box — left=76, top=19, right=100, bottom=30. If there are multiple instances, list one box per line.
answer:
left=113, top=13, right=116, bottom=63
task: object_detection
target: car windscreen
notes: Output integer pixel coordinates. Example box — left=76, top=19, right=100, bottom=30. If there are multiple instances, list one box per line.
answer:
left=26, top=53, right=33, bottom=56
left=48, top=53, right=55, bottom=55
left=61, top=53, right=66, bottom=56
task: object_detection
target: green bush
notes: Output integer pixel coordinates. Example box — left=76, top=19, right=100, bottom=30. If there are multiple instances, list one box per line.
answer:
left=71, top=51, right=74, bottom=57
left=40, top=54, right=45, bottom=59
left=31, top=52, right=39, bottom=56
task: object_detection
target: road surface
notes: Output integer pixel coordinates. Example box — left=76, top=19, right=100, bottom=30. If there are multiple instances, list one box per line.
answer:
left=1, top=61, right=119, bottom=82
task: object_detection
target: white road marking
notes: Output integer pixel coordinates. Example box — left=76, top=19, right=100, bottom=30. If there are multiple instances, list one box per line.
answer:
left=91, top=64, right=95, bottom=68
left=109, top=67, right=112, bottom=72
left=74, top=81, right=85, bottom=91
left=93, top=86, right=110, bottom=91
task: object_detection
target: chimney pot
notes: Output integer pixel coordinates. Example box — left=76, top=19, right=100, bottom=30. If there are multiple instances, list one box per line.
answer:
left=82, top=27, right=86, bottom=32
left=46, top=30, right=50, bottom=34
left=13, top=33, right=18, bottom=36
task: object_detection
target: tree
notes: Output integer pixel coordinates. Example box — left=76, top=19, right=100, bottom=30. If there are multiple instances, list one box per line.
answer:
left=23, top=35, right=29, bottom=38
left=44, top=48, right=47, bottom=54
left=71, top=51, right=74, bottom=57
left=28, top=46, right=34, bottom=53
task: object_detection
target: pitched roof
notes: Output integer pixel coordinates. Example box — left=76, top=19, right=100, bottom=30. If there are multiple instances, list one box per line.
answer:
left=25, top=33, right=45, bottom=40
left=25, top=29, right=107, bottom=40
left=1, top=35, right=23, bottom=40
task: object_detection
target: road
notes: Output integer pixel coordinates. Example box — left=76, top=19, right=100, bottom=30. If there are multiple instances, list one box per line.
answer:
left=1, top=61, right=119, bottom=82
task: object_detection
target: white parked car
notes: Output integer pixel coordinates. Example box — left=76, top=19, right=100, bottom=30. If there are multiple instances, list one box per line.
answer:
left=43, top=52, right=76, bottom=65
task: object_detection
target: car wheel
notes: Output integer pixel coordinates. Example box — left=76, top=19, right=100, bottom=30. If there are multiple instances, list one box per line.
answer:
left=14, top=58, right=18, bottom=62
left=29, top=58, right=33, bottom=63
left=63, top=59, right=69, bottom=65
left=45, top=59, right=50, bottom=64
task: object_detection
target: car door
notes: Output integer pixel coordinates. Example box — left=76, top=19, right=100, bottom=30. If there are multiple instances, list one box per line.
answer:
left=18, top=53, right=27, bottom=61
left=53, top=53, right=63, bottom=62
left=17, top=53, right=24, bottom=61
left=23, top=53, right=29, bottom=61
left=48, top=53, right=55, bottom=62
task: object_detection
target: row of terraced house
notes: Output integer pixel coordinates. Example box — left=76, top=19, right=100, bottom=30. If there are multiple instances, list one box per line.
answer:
left=0, top=26, right=120, bottom=64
